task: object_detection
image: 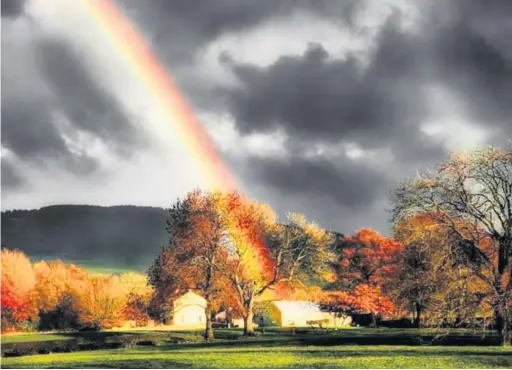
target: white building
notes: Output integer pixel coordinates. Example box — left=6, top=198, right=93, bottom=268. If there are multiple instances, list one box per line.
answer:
left=172, top=291, right=207, bottom=328
left=214, top=309, right=244, bottom=328
left=256, top=300, right=352, bottom=328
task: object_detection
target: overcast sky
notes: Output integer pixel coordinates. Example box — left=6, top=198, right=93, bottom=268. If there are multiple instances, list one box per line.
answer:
left=2, top=0, right=511, bottom=235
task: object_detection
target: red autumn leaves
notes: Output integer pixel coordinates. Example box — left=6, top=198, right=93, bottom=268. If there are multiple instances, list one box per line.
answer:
left=321, top=228, right=403, bottom=318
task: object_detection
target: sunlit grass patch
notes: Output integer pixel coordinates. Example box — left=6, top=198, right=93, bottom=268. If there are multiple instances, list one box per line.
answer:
left=1, top=334, right=71, bottom=344
left=3, top=343, right=511, bottom=369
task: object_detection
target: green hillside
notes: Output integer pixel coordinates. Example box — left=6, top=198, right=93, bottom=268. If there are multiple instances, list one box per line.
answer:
left=1, top=205, right=170, bottom=269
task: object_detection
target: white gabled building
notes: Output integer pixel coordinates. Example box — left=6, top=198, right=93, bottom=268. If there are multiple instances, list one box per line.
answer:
left=172, top=291, right=207, bottom=328
left=256, top=300, right=352, bottom=328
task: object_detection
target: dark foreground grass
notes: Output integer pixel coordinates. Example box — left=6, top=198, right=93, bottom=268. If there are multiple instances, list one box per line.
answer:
left=2, top=343, right=511, bottom=369
left=2, top=328, right=510, bottom=368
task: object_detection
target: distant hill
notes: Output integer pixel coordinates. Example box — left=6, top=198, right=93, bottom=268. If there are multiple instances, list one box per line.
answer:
left=1, top=205, right=170, bottom=269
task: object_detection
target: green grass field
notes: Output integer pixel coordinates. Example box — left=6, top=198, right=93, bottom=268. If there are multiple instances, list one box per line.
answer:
left=1, top=334, right=71, bottom=344
left=3, top=343, right=511, bottom=368
left=2, top=328, right=511, bottom=368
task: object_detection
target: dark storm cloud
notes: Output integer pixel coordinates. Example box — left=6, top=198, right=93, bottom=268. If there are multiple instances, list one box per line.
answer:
left=1, top=0, right=25, bottom=18
left=219, top=22, right=446, bottom=177
left=2, top=100, right=65, bottom=160
left=223, top=38, right=432, bottom=151
left=219, top=1, right=511, bottom=147
left=116, top=0, right=361, bottom=64
left=1, top=34, right=148, bottom=184
left=210, top=0, right=511, bottom=233
left=245, top=153, right=390, bottom=211
left=35, top=38, right=147, bottom=156
left=427, top=0, right=512, bottom=141
left=1, top=160, right=23, bottom=189
left=1, top=98, right=97, bottom=175
left=116, top=0, right=363, bottom=115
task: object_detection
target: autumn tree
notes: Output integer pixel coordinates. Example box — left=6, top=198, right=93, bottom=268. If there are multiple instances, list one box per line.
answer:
left=33, top=261, right=87, bottom=330
left=323, top=229, right=402, bottom=326
left=35, top=260, right=127, bottom=330
left=33, top=261, right=69, bottom=313
left=148, top=190, right=229, bottom=341
left=392, top=212, right=492, bottom=329
left=1, top=249, right=37, bottom=331
left=392, top=146, right=512, bottom=345
left=120, top=272, right=154, bottom=326
left=220, top=192, right=335, bottom=335
left=77, top=275, right=127, bottom=329
left=392, top=213, right=455, bottom=328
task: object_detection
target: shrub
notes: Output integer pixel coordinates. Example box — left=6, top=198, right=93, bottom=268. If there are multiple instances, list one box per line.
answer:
left=38, top=294, right=81, bottom=331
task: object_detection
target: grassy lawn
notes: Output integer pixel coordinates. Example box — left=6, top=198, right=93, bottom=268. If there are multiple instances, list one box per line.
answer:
left=2, top=328, right=511, bottom=368
left=1, top=334, right=72, bottom=344
left=3, top=343, right=511, bottom=368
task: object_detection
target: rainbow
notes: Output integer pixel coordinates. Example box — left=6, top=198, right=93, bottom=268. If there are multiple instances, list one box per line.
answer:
left=82, top=0, right=275, bottom=283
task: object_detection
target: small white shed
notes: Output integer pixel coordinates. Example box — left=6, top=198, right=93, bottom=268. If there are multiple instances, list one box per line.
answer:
left=214, top=310, right=244, bottom=328
left=256, top=300, right=352, bottom=328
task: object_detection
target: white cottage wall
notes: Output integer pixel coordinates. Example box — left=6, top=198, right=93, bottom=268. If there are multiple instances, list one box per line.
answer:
left=172, top=291, right=207, bottom=328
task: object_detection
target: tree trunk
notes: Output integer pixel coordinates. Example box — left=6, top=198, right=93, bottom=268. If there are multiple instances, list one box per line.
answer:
left=243, top=311, right=255, bottom=336
left=495, top=237, right=512, bottom=346
left=414, top=303, right=422, bottom=329
left=495, top=299, right=511, bottom=346
left=204, top=305, right=214, bottom=342
left=369, top=313, right=377, bottom=328
left=226, top=311, right=232, bottom=328
left=501, top=322, right=511, bottom=347
left=242, top=295, right=255, bottom=336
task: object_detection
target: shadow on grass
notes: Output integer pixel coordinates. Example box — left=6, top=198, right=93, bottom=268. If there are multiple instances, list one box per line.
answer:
left=123, top=345, right=512, bottom=358
left=157, top=332, right=502, bottom=351
left=2, top=329, right=505, bottom=360
left=303, top=352, right=512, bottom=369
left=1, top=331, right=182, bottom=358
left=301, top=349, right=512, bottom=358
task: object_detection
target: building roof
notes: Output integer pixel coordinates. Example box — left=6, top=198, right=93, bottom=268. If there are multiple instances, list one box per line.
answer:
left=272, top=300, right=323, bottom=314
left=174, top=290, right=207, bottom=307
left=215, top=310, right=243, bottom=320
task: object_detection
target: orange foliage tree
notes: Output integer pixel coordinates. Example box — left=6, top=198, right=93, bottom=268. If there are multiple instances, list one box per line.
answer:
left=148, top=190, right=230, bottom=341
left=322, top=229, right=402, bottom=326
left=2, top=250, right=156, bottom=332
left=76, top=275, right=127, bottom=330
left=1, top=249, right=37, bottom=331
left=32, top=260, right=88, bottom=330
left=120, top=272, right=154, bottom=326
left=221, top=192, right=335, bottom=335
left=33, top=260, right=130, bottom=331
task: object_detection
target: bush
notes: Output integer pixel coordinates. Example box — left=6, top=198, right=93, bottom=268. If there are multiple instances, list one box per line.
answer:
left=38, top=295, right=81, bottom=331
left=122, top=293, right=151, bottom=325
left=148, top=299, right=172, bottom=325
left=306, top=319, right=330, bottom=328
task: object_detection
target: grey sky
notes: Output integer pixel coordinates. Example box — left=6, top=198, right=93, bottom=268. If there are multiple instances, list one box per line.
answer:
left=2, top=0, right=511, bottom=235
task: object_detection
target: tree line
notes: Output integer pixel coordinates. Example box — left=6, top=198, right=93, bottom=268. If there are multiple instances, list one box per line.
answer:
left=1, top=249, right=154, bottom=332
left=1, top=145, right=510, bottom=345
